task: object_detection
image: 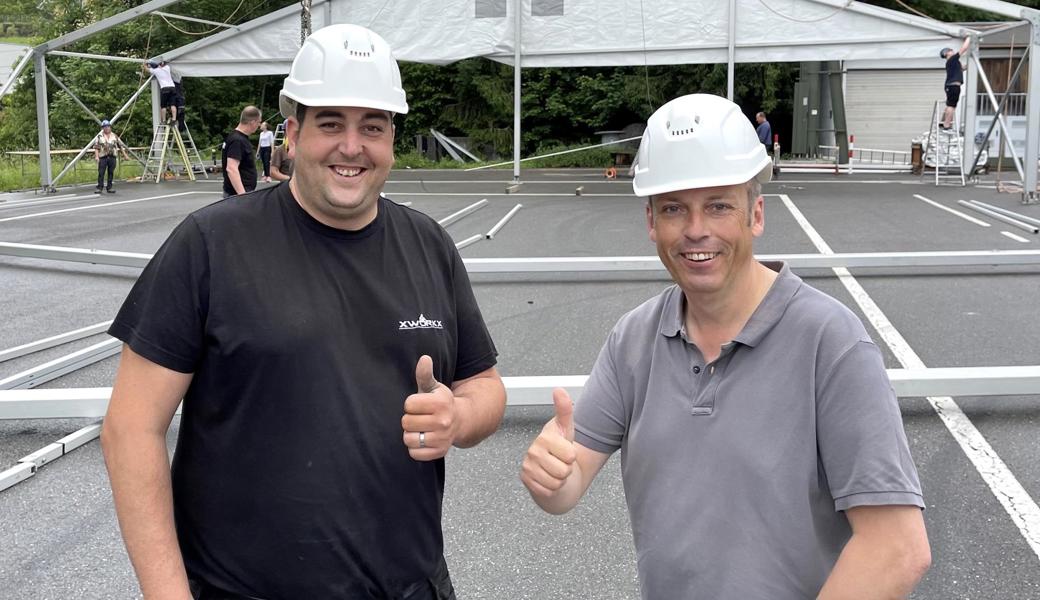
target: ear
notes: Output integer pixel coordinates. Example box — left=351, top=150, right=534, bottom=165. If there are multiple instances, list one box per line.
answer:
left=285, top=117, right=300, bottom=159
left=751, top=195, right=765, bottom=238
left=646, top=201, right=657, bottom=243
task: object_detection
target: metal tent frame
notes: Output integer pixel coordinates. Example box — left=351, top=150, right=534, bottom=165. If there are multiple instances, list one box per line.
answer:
left=9, top=0, right=1040, bottom=200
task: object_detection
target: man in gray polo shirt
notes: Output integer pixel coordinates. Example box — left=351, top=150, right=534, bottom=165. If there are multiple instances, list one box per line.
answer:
left=520, top=94, right=931, bottom=599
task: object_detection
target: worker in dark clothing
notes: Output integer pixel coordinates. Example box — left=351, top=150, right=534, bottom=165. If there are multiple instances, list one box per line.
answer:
left=940, top=36, right=971, bottom=129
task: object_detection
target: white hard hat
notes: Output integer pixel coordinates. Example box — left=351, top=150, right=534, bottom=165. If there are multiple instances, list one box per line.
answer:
left=632, top=94, right=771, bottom=197
left=279, top=24, right=409, bottom=118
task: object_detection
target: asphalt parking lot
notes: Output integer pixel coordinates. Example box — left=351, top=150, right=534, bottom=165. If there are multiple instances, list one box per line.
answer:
left=1, top=168, right=1038, bottom=598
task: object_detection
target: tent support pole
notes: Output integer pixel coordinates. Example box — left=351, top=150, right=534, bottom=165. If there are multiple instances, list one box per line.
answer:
left=33, top=50, right=53, bottom=191
left=1025, top=14, right=1040, bottom=203
left=513, top=0, right=522, bottom=182
left=727, top=0, right=736, bottom=100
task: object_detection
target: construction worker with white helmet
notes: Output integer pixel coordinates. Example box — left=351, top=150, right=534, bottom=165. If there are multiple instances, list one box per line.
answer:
left=522, top=93, right=930, bottom=599
left=104, top=23, right=504, bottom=600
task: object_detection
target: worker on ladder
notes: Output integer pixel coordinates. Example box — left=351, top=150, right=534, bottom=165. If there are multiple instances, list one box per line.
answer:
left=143, top=58, right=178, bottom=124
left=939, top=36, right=971, bottom=130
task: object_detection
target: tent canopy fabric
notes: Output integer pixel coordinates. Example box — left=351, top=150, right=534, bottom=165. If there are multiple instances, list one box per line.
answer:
left=165, top=0, right=968, bottom=78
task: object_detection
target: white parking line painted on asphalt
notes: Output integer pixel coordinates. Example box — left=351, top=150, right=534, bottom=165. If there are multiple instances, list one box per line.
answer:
left=1001, top=231, right=1031, bottom=243
left=912, top=194, right=991, bottom=227
left=779, top=193, right=1040, bottom=562
left=0, top=191, right=222, bottom=223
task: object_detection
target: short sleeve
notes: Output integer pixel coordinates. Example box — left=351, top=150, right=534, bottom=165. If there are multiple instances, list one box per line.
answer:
left=816, top=341, right=924, bottom=511
left=574, top=328, right=627, bottom=455
left=107, top=215, right=210, bottom=373
left=448, top=244, right=497, bottom=381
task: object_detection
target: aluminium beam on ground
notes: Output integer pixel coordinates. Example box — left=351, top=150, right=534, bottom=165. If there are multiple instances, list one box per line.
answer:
left=2, top=365, right=1039, bottom=418
left=957, top=200, right=1040, bottom=233
left=0, top=242, right=156, bottom=267
left=486, top=204, right=523, bottom=239
left=5, top=242, right=1040, bottom=272
left=0, top=420, right=103, bottom=493
left=969, top=200, right=1040, bottom=227
left=437, top=198, right=488, bottom=227
left=455, top=234, right=483, bottom=250
left=0, top=338, right=122, bottom=390
left=0, top=321, right=113, bottom=363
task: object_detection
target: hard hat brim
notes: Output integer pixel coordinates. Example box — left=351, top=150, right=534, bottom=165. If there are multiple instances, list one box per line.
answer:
left=633, top=156, right=773, bottom=197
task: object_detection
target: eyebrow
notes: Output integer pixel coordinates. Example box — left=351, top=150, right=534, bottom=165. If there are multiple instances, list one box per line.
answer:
left=313, top=109, right=390, bottom=123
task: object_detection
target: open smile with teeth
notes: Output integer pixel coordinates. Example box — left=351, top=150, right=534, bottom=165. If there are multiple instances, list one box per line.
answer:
left=332, top=166, right=365, bottom=177
left=681, top=251, right=719, bottom=262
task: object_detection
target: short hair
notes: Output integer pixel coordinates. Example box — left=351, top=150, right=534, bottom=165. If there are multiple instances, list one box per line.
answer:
left=756, top=112, right=766, bottom=119
left=240, top=105, right=261, bottom=124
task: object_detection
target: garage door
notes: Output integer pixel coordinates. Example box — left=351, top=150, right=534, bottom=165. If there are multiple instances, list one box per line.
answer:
left=845, top=69, right=947, bottom=152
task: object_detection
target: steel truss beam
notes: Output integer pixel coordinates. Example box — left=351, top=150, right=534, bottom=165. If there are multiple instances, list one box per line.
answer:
left=3, top=242, right=1040, bottom=272
left=1, top=366, right=1038, bottom=418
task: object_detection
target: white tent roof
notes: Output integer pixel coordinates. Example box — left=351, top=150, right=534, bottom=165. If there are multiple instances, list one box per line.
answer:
left=165, top=0, right=966, bottom=77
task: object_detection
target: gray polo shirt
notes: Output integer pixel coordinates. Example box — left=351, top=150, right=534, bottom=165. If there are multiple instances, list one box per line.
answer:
left=575, top=262, right=923, bottom=600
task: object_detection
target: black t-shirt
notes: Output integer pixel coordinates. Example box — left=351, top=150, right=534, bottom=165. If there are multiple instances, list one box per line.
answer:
left=109, top=184, right=497, bottom=598
left=221, top=129, right=256, bottom=195
left=945, top=53, right=963, bottom=85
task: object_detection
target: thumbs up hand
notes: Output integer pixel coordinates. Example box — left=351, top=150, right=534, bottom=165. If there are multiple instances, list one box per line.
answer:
left=402, top=355, right=457, bottom=461
left=521, top=388, right=578, bottom=498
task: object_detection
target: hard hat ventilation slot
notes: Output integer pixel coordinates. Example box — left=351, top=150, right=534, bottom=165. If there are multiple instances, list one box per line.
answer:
left=666, top=115, right=700, bottom=137
left=343, top=41, right=375, bottom=57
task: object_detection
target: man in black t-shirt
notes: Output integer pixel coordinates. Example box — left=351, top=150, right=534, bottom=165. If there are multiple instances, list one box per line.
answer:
left=221, top=105, right=261, bottom=196
left=103, top=24, right=506, bottom=600
left=940, top=36, right=971, bottom=130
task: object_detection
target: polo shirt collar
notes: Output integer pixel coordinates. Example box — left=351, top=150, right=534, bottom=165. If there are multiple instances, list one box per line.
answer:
left=657, top=261, right=802, bottom=349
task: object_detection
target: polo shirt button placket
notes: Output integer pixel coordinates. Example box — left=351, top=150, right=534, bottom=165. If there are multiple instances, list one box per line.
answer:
left=692, top=365, right=701, bottom=374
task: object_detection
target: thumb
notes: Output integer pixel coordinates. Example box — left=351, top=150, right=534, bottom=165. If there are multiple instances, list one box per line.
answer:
left=553, top=388, right=574, bottom=441
left=415, top=355, right=439, bottom=393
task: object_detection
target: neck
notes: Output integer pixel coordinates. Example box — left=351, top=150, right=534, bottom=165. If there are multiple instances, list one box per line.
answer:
left=682, top=261, right=778, bottom=361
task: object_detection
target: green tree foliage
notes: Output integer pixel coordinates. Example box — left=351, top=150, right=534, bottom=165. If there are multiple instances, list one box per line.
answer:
left=0, top=0, right=294, bottom=155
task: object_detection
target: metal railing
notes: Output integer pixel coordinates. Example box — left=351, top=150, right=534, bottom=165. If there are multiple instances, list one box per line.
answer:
left=976, top=92, right=1027, bottom=116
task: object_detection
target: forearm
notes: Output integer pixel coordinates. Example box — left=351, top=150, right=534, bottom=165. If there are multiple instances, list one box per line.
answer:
left=818, top=533, right=928, bottom=600
left=226, top=165, right=245, bottom=194
left=270, top=168, right=290, bottom=182
left=451, top=373, right=505, bottom=447
left=102, top=427, right=191, bottom=599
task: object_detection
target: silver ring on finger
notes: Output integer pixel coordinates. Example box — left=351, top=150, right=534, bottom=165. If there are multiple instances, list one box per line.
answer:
left=419, top=431, right=426, bottom=449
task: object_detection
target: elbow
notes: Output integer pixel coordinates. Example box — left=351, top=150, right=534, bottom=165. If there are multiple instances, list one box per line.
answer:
left=893, top=534, right=932, bottom=590
left=907, top=541, right=932, bottom=584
